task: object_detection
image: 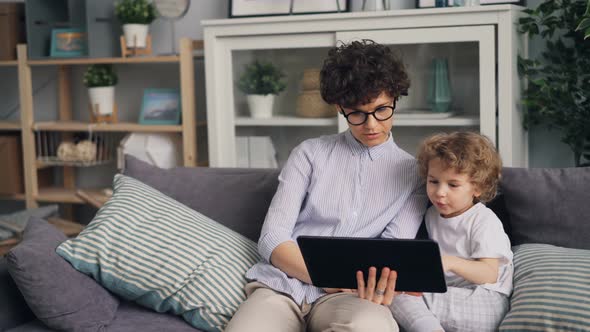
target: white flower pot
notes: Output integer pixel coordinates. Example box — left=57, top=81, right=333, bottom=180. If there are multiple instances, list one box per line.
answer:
left=122, top=24, right=149, bottom=48
left=247, top=94, right=275, bottom=119
left=88, top=86, right=115, bottom=116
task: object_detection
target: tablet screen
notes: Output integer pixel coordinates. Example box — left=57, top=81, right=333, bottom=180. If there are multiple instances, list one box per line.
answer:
left=297, top=236, right=447, bottom=293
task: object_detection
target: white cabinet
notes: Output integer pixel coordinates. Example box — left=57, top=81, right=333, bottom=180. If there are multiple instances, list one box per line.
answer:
left=203, top=5, right=527, bottom=168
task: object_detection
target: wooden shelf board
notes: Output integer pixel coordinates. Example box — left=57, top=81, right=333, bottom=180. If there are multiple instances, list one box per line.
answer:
left=0, top=193, right=26, bottom=201
left=47, top=217, right=85, bottom=237
left=36, top=187, right=110, bottom=204
left=34, top=121, right=183, bottom=132
left=235, top=116, right=338, bottom=127
left=0, top=60, right=18, bottom=67
left=28, top=56, right=181, bottom=66
left=0, top=121, right=21, bottom=131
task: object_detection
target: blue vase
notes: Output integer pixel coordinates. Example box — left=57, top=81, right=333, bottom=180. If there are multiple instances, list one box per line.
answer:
left=427, top=58, right=452, bottom=113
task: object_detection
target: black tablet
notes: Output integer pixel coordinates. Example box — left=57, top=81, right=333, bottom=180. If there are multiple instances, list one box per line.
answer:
left=297, top=236, right=447, bottom=293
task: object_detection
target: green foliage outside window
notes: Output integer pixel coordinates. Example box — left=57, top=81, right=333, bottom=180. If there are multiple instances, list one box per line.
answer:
left=518, top=0, right=590, bottom=166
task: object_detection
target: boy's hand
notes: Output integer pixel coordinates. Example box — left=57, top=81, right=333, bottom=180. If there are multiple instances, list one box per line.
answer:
left=442, top=255, right=456, bottom=272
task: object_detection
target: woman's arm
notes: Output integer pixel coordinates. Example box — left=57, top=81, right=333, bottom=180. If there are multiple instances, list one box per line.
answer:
left=269, top=241, right=312, bottom=284
left=443, top=256, right=499, bottom=285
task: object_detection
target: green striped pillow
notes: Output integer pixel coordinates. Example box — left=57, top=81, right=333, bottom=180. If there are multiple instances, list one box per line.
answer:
left=56, top=174, right=260, bottom=332
left=499, top=244, right=590, bottom=331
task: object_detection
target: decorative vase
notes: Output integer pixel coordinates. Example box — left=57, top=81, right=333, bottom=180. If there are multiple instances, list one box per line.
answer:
left=88, top=86, right=115, bottom=116
left=427, top=58, right=452, bottom=113
left=247, top=94, right=274, bottom=119
left=122, top=24, right=149, bottom=48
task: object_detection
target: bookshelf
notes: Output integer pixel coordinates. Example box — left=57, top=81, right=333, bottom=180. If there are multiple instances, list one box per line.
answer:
left=1, top=38, right=205, bottom=216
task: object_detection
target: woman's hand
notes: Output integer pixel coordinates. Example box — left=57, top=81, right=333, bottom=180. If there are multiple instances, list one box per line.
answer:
left=356, top=267, right=398, bottom=306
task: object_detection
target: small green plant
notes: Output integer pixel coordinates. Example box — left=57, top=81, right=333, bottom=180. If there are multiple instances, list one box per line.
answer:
left=518, top=0, right=590, bottom=166
left=238, top=60, right=287, bottom=95
left=83, top=64, right=118, bottom=88
left=114, top=0, right=157, bottom=25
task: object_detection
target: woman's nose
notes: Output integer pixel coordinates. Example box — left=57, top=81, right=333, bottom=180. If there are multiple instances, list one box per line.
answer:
left=363, top=114, right=378, bottom=128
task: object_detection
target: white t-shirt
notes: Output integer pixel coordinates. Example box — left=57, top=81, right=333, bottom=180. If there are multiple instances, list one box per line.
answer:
left=425, top=202, right=513, bottom=296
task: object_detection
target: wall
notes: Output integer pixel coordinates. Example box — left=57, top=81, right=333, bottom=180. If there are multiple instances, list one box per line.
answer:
left=0, top=0, right=577, bottom=192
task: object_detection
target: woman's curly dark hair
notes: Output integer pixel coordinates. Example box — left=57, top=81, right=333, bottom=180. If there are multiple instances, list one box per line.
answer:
left=320, top=39, right=410, bottom=107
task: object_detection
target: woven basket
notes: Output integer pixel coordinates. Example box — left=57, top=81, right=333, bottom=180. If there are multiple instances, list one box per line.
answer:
left=296, top=90, right=335, bottom=118
left=301, top=68, right=321, bottom=91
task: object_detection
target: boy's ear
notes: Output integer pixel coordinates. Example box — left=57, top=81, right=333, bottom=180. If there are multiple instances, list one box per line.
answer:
left=474, top=187, right=482, bottom=198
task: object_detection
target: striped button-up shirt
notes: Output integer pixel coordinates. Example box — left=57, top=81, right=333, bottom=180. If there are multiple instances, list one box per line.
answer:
left=246, top=130, right=428, bottom=305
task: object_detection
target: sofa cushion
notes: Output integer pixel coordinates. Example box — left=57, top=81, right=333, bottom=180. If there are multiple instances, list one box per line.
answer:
left=499, top=244, right=590, bottom=331
left=500, top=167, right=590, bottom=249
left=123, top=155, right=279, bottom=241
left=0, top=258, right=35, bottom=330
left=56, top=174, right=260, bottom=332
left=5, top=217, right=119, bottom=332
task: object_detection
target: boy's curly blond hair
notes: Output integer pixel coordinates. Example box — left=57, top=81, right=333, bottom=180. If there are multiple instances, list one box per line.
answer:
left=417, top=131, right=502, bottom=203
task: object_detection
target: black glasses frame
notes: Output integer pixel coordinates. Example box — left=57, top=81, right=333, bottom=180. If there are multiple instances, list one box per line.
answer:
left=339, top=100, right=397, bottom=126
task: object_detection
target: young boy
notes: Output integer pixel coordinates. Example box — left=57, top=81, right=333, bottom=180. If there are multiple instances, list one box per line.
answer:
left=391, top=131, right=513, bottom=332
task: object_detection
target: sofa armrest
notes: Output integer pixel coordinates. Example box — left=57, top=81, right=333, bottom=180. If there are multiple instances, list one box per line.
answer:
left=0, top=257, right=35, bottom=330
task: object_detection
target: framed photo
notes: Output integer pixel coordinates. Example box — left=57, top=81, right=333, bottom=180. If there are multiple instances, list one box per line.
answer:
left=50, top=28, right=87, bottom=57
left=229, top=0, right=349, bottom=18
left=139, top=89, right=181, bottom=125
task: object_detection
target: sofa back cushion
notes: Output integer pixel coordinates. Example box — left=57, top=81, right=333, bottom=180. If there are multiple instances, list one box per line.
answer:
left=499, top=167, right=590, bottom=250
left=123, top=156, right=279, bottom=242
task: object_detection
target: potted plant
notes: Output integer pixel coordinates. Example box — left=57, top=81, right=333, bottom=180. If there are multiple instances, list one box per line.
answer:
left=518, top=0, right=590, bottom=166
left=84, top=64, right=118, bottom=121
left=238, top=60, right=287, bottom=118
left=114, top=0, right=157, bottom=49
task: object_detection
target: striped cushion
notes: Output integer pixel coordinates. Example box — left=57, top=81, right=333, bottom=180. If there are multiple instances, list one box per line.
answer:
left=56, top=174, right=260, bottom=332
left=499, top=244, right=590, bottom=331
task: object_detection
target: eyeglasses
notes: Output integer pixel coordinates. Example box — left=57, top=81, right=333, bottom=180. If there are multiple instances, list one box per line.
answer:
left=339, top=100, right=396, bottom=126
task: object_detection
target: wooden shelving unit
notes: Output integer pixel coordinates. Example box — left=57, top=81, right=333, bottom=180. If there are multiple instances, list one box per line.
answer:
left=0, top=121, right=21, bottom=130
left=36, top=187, right=110, bottom=204
left=0, top=60, right=18, bottom=67
left=34, top=121, right=184, bottom=133
left=6, top=37, right=205, bottom=215
left=28, top=56, right=181, bottom=66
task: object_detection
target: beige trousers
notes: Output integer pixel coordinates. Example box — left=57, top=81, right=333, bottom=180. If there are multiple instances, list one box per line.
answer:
left=224, top=282, right=399, bottom=332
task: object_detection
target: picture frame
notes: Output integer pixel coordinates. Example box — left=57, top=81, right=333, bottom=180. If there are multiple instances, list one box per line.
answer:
left=229, top=0, right=349, bottom=18
left=50, top=28, right=87, bottom=57
left=139, top=88, right=181, bottom=125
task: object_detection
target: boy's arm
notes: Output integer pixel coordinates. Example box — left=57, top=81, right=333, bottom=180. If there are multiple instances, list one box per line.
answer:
left=443, top=256, right=499, bottom=285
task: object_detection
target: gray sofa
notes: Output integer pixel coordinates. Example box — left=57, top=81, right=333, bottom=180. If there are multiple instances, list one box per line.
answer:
left=1, top=157, right=589, bottom=332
